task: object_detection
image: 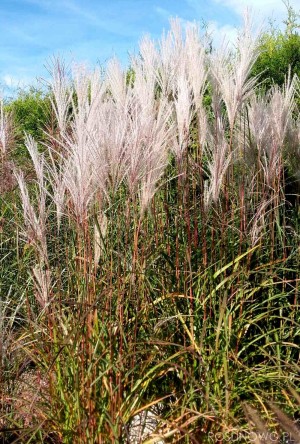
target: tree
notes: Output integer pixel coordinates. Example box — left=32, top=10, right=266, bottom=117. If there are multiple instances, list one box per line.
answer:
left=5, top=87, right=51, bottom=163
left=252, top=3, right=300, bottom=88
left=6, top=87, right=51, bottom=142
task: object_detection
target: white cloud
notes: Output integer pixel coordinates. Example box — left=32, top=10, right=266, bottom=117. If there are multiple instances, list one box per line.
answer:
left=184, top=0, right=299, bottom=48
left=3, top=75, right=22, bottom=88
left=185, top=0, right=205, bottom=18
left=154, top=6, right=172, bottom=20
left=2, top=74, right=37, bottom=90
left=212, top=0, right=299, bottom=24
left=206, top=21, right=238, bottom=45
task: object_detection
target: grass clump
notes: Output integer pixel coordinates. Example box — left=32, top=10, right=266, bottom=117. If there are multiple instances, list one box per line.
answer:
left=0, top=15, right=299, bottom=444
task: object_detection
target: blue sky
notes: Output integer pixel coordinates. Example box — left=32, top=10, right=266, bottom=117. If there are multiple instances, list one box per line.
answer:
left=0, top=0, right=299, bottom=95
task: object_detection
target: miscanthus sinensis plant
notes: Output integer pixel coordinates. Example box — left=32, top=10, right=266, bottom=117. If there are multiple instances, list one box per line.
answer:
left=1, top=15, right=299, bottom=444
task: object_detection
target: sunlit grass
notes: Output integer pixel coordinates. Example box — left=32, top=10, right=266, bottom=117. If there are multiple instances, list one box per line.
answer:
left=0, top=15, right=299, bottom=444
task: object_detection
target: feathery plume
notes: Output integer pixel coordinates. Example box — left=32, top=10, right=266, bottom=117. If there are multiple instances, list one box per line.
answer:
left=204, top=117, right=232, bottom=207
left=14, top=170, right=48, bottom=264
left=47, top=57, right=72, bottom=134
left=32, top=266, right=51, bottom=309
left=210, top=13, right=260, bottom=130
left=172, top=68, right=193, bottom=159
left=0, top=97, right=14, bottom=157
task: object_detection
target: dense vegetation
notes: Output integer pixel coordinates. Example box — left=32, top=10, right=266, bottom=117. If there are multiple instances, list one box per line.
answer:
left=0, top=14, right=300, bottom=444
left=252, top=4, right=300, bottom=87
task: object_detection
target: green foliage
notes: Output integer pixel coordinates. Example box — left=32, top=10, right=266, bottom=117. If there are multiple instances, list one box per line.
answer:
left=252, top=8, right=300, bottom=87
left=6, top=87, right=51, bottom=159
